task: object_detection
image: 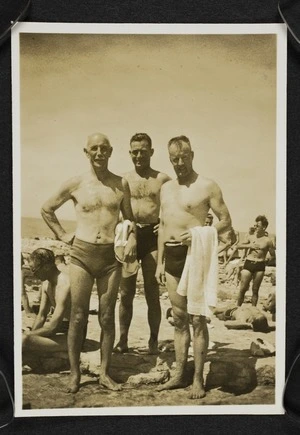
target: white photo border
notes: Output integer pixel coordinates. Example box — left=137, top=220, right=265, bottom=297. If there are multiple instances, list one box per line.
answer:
left=12, top=22, right=287, bottom=417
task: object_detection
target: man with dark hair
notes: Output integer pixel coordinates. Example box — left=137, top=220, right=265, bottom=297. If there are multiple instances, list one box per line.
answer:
left=236, top=215, right=276, bottom=306
left=114, top=133, right=170, bottom=354
left=204, top=213, right=214, bottom=226
left=22, top=248, right=71, bottom=358
left=41, top=132, right=136, bottom=393
left=156, top=135, right=232, bottom=399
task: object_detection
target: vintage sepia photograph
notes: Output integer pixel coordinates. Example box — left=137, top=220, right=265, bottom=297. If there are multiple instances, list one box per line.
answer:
left=12, top=23, right=286, bottom=416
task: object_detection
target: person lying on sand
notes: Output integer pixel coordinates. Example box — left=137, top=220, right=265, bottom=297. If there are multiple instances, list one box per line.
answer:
left=213, top=304, right=272, bottom=333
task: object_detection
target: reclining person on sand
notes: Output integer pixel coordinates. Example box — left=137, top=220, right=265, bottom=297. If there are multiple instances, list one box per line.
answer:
left=213, top=304, right=271, bottom=333
left=22, top=248, right=72, bottom=365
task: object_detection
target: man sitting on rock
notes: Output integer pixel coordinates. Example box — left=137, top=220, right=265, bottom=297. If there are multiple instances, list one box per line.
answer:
left=22, top=248, right=71, bottom=363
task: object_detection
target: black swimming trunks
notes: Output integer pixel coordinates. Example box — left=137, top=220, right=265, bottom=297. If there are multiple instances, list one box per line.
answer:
left=70, top=238, right=121, bottom=278
left=136, top=223, right=158, bottom=261
left=243, top=259, right=265, bottom=273
left=164, top=242, right=188, bottom=278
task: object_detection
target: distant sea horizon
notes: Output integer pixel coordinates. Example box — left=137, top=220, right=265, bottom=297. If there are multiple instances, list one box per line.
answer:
left=21, top=216, right=275, bottom=242
left=22, top=216, right=76, bottom=239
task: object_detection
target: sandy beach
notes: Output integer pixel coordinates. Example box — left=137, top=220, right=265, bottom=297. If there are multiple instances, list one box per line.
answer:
left=21, top=238, right=276, bottom=410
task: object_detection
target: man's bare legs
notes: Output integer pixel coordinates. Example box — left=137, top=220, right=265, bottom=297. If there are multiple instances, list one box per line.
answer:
left=237, top=269, right=252, bottom=306
left=116, top=251, right=161, bottom=354
left=142, top=251, right=161, bottom=354
left=157, top=272, right=190, bottom=391
left=97, top=266, right=122, bottom=391
left=67, top=264, right=94, bottom=393
left=115, top=274, right=137, bottom=353
left=189, top=315, right=208, bottom=399
left=251, top=271, right=265, bottom=306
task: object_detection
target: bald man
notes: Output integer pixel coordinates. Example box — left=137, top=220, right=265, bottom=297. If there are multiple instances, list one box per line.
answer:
left=41, top=133, right=136, bottom=393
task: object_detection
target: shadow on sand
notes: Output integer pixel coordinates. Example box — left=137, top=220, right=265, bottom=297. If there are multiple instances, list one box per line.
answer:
left=205, top=343, right=258, bottom=395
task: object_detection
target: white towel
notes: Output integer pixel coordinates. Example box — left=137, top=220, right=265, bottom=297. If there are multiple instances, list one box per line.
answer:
left=177, top=226, right=218, bottom=316
left=115, top=220, right=139, bottom=278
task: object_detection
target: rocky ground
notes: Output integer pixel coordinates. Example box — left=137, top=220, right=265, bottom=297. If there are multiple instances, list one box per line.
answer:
left=21, top=265, right=276, bottom=410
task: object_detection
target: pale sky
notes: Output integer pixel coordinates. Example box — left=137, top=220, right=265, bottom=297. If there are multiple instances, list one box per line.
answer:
left=20, top=32, right=277, bottom=233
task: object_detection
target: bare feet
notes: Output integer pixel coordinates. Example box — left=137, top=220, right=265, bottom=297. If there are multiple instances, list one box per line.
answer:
left=156, top=375, right=187, bottom=391
left=113, top=342, right=129, bottom=353
left=148, top=338, right=159, bottom=355
left=99, top=374, right=122, bottom=391
left=66, top=374, right=80, bottom=393
left=188, top=379, right=206, bottom=399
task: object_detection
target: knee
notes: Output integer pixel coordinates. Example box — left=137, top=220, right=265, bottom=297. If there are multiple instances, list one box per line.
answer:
left=120, top=287, right=135, bottom=305
left=99, top=311, right=115, bottom=330
left=191, top=315, right=206, bottom=329
left=172, top=309, right=189, bottom=330
left=120, top=293, right=135, bottom=307
left=144, top=287, right=160, bottom=305
left=191, top=316, right=207, bottom=336
left=71, top=307, right=88, bottom=326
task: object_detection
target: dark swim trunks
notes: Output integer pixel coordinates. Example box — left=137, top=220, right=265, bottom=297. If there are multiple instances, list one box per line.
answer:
left=70, top=238, right=121, bottom=278
left=243, top=259, right=266, bottom=274
left=136, top=223, right=158, bottom=261
left=56, top=319, right=70, bottom=334
left=164, top=242, right=188, bottom=278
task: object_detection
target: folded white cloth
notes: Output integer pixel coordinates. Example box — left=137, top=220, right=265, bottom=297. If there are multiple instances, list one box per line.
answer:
left=177, top=226, right=218, bottom=316
left=115, top=220, right=139, bottom=277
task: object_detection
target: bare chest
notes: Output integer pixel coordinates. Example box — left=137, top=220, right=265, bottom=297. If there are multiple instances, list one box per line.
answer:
left=254, top=237, right=269, bottom=251
left=129, top=178, right=161, bottom=201
left=73, top=181, right=122, bottom=213
left=162, top=184, right=209, bottom=213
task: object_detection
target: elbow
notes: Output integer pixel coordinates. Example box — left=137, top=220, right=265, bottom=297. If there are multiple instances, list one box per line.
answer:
left=41, top=204, right=50, bottom=216
left=41, top=205, right=48, bottom=218
left=41, top=200, right=55, bottom=217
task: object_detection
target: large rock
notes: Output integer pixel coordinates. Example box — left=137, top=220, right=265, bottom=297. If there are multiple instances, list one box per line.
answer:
left=127, top=369, right=169, bottom=386
left=250, top=338, right=275, bottom=357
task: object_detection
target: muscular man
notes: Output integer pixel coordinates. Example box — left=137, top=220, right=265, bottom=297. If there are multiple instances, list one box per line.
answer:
left=41, top=133, right=136, bottom=393
left=22, top=248, right=71, bottom=360
left=114, top=133, right=170, bottom=354
left=236, top=215, right=275, bottom=307
left=156, top=135, right=231, bottom=399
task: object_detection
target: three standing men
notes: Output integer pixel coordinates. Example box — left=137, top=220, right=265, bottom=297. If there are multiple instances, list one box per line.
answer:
left=41, top=133, right=136, bottom=393
left=156, top=136, right=232, bottom=399
left=114, top=133, right=170, bottom=354
left=40, top=131, right=232, bottom=400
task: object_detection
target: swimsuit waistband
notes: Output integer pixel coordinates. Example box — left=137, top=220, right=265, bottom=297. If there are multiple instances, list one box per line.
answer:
left=165, top=241, right=182, bottom=247
left=136, top=222, right=159, bottom=229
left=246, top=259, right=265, bottom=265
left=73, top=237, right=114, bottom=247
